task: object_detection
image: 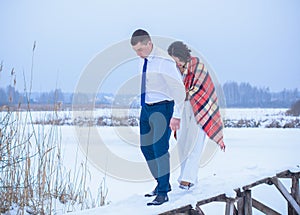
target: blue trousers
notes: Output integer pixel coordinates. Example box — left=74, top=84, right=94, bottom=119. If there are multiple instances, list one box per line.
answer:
left=140, top=101, right=174, bottom=195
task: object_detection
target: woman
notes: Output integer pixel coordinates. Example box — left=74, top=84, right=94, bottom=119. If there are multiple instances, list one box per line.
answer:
left=168, top=41, right=226, bottom=189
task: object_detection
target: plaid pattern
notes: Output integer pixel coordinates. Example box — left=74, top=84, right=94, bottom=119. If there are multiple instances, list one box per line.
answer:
left=183, top=57, right=224, bottom=146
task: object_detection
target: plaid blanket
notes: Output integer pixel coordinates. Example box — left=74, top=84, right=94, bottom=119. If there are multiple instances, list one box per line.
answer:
left=183, top=57, right=224, bottom=146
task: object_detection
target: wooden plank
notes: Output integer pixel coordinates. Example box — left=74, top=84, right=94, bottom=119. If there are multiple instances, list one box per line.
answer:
left=234, top=188, right=242, bottom=196
left=158, top=204, right=194, bottom=215
left=252, top=198, right=281, bottom=215
left=276, top=170, right=300, bottom=178
left=288, top=176, right=300, bottom=215
left=271, top=177, right=300, bottom=215
left=244, top=190, right=252, bottom=215
left=196, top=194, right=228, bottom=206
left=242, top=177, right=273, bottom=190
left=233, top=206, right=238, bottom=215
left=276, top=170, right=300, bottom=215
left=288, top=204, right=297, bottom=215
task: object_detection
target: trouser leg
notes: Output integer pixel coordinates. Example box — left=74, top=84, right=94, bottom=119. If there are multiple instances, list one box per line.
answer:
left=140, top=102, right=173, bottom=194
left=177, top=101, right=206, bottom=185
left=140, top=107, right=158, bottom=179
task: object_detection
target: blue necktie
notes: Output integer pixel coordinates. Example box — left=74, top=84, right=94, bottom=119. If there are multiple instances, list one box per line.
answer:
left=141, top=58, right=148, bottom=107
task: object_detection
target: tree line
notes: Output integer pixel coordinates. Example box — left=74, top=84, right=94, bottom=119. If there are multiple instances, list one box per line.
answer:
left=223, top=81, right=299, bottom=108
left=1, top=81, right=299, bottom=108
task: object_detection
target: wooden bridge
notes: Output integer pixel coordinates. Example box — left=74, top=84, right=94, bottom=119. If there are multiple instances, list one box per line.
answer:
left=159, top=169, right=300, bottom=215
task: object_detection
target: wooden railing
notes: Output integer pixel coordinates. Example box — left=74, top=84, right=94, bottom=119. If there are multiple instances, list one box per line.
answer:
left=159, top=169, right=300, bottom=215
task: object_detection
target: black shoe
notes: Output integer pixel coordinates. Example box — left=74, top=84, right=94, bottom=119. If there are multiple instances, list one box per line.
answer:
left=144, top=189, right=157, bottom=197
left=147, top=194, right=169, bottom=206
left=144, top=184, right=171, bottom=197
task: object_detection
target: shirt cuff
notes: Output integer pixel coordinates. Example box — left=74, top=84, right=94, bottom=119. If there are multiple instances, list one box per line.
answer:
left=172, top=103, right=183, bottom=119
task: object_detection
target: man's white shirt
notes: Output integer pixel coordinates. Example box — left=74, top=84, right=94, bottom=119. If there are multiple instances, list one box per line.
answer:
left=139, top=46, right=185, bottom=119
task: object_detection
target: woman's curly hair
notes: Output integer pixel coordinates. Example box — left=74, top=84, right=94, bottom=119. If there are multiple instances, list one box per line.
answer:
left=168, top=41, right=191, bottom=63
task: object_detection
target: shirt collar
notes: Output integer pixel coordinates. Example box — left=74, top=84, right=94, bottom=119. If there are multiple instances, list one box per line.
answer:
left=146, top=45, right=172, bottom=63
left=146, top=45, right=156, bottom=62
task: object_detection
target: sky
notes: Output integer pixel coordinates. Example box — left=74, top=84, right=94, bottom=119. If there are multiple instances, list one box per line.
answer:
left=0, top=0, right=300, bottom=94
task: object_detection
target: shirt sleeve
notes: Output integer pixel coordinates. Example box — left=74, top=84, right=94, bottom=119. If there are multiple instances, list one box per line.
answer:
left=162, top=60, right=186, bottom=119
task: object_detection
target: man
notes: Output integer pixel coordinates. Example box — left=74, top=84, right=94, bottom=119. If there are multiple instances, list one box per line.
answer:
left=130, top=29, right=185, bottom=206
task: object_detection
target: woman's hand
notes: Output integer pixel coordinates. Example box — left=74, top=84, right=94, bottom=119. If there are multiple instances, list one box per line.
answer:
left=170, top=117, right=180, bottom=131
left=219, top=142, right=226, bottom=152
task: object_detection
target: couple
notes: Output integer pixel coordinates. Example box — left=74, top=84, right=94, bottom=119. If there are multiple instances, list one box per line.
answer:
left=130, top=29, right=226, bottom=206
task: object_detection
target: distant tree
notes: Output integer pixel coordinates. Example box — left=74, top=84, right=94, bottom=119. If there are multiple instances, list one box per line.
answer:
left=271, top=88, right=300, bottom=108
left=286, top=100, right=300, bottom=116
left=72, top=93, right=90, bottom=105
left=239, top=82, right=253, bottom=106
left=292, top=88, right=299, bottom=100
left=6, top=85, right=23, bottom=104
left=53, top=89, right=64, bottom=103
left=223, top=81, right=239, bottom=107
left=0, top=88, right=7, bottom=105
left=37, top=92, right=47, bottom=103
left=222, top=81, right=285, bottom=107
left=37, top=89, right=64, bottom=104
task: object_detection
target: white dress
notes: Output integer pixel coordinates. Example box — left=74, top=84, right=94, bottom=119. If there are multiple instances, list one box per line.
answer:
left=176, top=101, right=207, bottom=186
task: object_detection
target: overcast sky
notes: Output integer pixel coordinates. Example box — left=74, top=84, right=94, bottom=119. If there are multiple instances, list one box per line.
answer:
left=0, top=0, right=299, bottom=93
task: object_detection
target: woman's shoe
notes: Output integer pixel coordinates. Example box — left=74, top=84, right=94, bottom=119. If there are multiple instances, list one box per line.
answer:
left=179, top=181, right=193, bottom=190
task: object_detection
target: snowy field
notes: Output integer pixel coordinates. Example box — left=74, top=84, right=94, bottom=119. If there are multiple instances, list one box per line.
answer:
left=62, top=127, right=299, bottom=215
left=2, top=108, right=299, bottom=214
left=26, top=107, right=300, bottom=128
left=59, top=108, right=299, bottom=215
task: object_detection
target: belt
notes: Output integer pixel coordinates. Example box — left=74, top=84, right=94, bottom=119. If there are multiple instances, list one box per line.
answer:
left=146, top=100, right=173, bottom=106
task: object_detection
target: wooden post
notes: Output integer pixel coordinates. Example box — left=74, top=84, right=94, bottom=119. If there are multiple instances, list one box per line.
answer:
left=225, top=199, right=235, bottom=215
left=195, top=205, right=206, bottom=215
left=291, top=175, right=300, bottom=204
left=244, top=190, right=252, bottom=215
left=237, top=197, right=244, bottom=215
left=234, top=188, right=244, bottom=215
left=276, top=170, right=300, bottom=215
left=271, top=177, right=300, bottom=215
left=252, top=198, right=281, bottom=215
left=288, top=176, right=300, bottom=215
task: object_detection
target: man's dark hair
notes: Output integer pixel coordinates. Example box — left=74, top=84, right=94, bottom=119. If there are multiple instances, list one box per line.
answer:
left=168, top=41, right=191, bottom=63
left=131, top=29, right=151, bottom=46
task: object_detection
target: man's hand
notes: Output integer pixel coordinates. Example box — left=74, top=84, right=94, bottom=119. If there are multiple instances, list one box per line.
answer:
left=170, top=117, right=180, bottom=131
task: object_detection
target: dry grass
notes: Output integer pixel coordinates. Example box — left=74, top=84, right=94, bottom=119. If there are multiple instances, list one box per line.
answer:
left=0, top=42, right=108, bottom=214
left=0, top=105, right=108, bottom=214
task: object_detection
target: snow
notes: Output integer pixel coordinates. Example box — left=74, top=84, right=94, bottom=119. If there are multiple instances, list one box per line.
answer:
left=3, top=108, right=299, bottom=214
left=62, top=125, right=300, bottom=215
